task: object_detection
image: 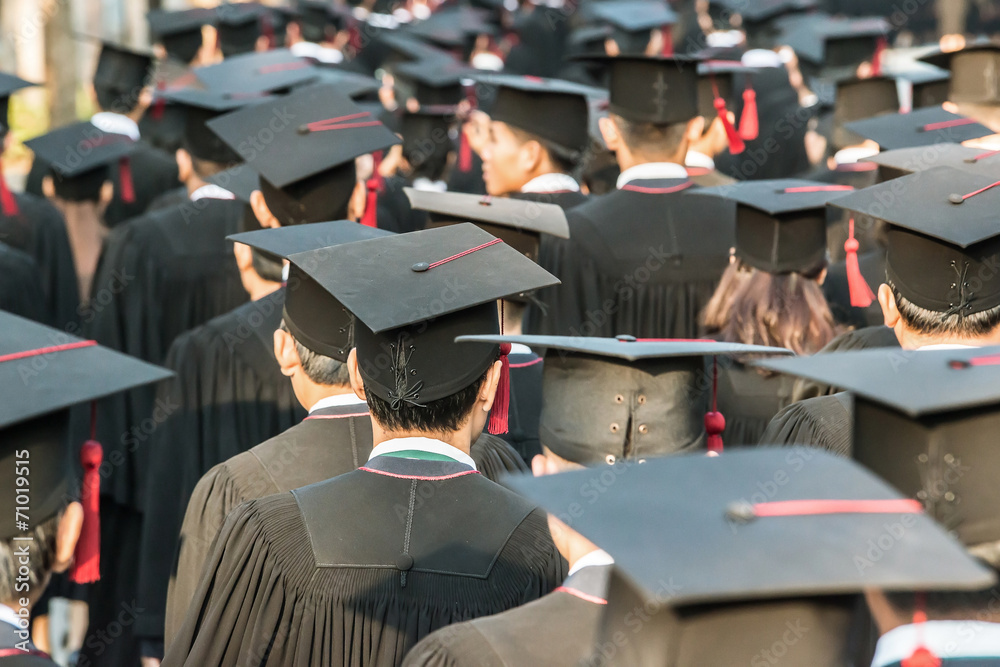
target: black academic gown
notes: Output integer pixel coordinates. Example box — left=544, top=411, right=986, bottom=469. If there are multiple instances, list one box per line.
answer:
left=163, top=453, right=565, bottom=667
left=0, top=192, right=79, bottom=329
left=504, top=6, right=569, bottom=79
left=0, top=622, right=56, bottom=666
left=758, top=392, right=854, bottom=456
left=500, top=347, right=543, bottom=465
left=377, top=176, right=428, bottom=233
left=789, top=326, right=899, bottom=402
left=510, top=190, right=589, bottom=211
left=446, top=152, right=487, bottom=196
left=78, top=197, right=246, bottom=667
left=525, top=177, right=735, bottom=338
left=136, top=289, right=304, bottom=657
left=0, top=243, right=49, bottom=325
left=715, top=361, right=795, bottom=448
left=402, top=564, right=611, bottom=667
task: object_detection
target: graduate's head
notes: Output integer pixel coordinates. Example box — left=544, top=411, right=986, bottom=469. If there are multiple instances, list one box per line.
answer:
left=0, top=74, right=35, bottom=148
left=400, top=110, right=454, bottom=183
left=27, top=121, right=133, bottom=207
left=92, top=43, right=153, bottom=116
left=158, top=91, right=253, bottom=188
left=147, top=8, right=212, bottom=66
left=275, top=320, right=352, bottom=409
left=867, top=577, right=1000, bottom=637
left=254, top=164, right=357, bottom=227
left=480, top=78, right=590, bottom=196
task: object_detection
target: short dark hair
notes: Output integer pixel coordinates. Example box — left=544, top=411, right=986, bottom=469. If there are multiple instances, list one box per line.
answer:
left=508, top=126, right=583, bottom=176
left=0, top=511, right=60, bottom=603
left=885, top=574, right=1000, bottom=622
left=610, top=113, right=688, bottom=158
left=280, top=322, right=350, bottom=387
left=94, top=86, right=141, bottom=116
left=366, top=369, right=488, bottom=433
left=891, top=282, right=1000, bottom=338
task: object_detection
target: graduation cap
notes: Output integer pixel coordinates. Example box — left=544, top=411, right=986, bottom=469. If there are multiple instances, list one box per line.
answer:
left=844, top=107, right=994, bottom=151
left=206, top=163, right=260, bottom=203
left=831, top=76, right=900, bottom=149
left=193, top=49, right=321, bottom=95
left=297, top=0, right=340, bottom=43
left=391, top=55, right=471, bottom=107
left=829, top=166, right=1000, bottom=316
left=308, top=68, right=382, bottom=100
left=147, top=8, right=214, bottom=63
left=0, top=73, right=37, bottom=215
left=399, top=108, right=455, bottom=168
left=920, top=43, right=1000, bottom=105
left=601, top=56, right=701, bottom=125
left=568, top=24, right=612, bottom=57
left=25, top=121, right=137, bottom=203
left=898, top=65, right=952, bottom=110
left=0, top=311, right=171, bottom=584
left=207, top=84, right=400, bottom=224
left=405, top=188, right=569, bottom=262
left=228, top=221, right=394, bottom=361
left=863, top=143, right=1000, bottom=182
left=709, top=0, right=818, bottom=28
left=779, top=14, right=890, bottom=79
left=697, top=60, right=760, bottom=153
left=480, top=75, right=591, bottom=157
left=589, top=0, right=678, bottom=56
left=287, top=223, right=558, bottom=433
left=458, top=336, right=790, bottom=462
left=755, top=345, right=1000, bottom=554
left=92, top=42, right=154, bottom=112
left=692, top=179, right=850, bottom=274
left=215, top=2, right=271, bottom=57
left=403, top=5, right=498, bottom=51
left=156, top=88, right=267, bottom=163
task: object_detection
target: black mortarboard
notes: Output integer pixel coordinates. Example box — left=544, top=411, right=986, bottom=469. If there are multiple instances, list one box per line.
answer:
left=92, top=42, right=154, bottom=111
left=215, top=2, right=270, bottom=57
left=405, top=188, right=569, bottom=262
left=147, top=8, right=213, bottom=63
left=0, top=72, right=36, bottom=135
left=844, top=107, right=994, bottom=150
left=206, top=164, right=260, bottom=203
left=458, top=336, right=789, bottom=464
left=156, top=88, right=266, bottom=163
left=863, top=143, right=999, bottom=182
left=755, top=345, right=1000, bottom=553
left=309, top=68, right=382, bottom=100
left=404, top=5, right=498, bottom=51
left=600, top=56, right=700, bottom=124
left=779, top=15, right=890, bottom=79
left=287, top=224, right=558, bottom=408
left=297, top=0, right=339, bottom=42
left=207, top=84, right=400, bottom=224
left=831, top=76, right=900, bottom=149
left=920, top=43, right=1000, bottom=105
left=709, top=0, right=818, bottom=24
left=830, top=166, right=1000, bottom=314
left=25, top=121, right=136, bottom=201
left=391, top=56, right=470, bottom=107
left=589, top=0, right=677, bottom=55
left=482, top=75, right=591, bottom=157
left=0, top=311, right=171, bottom=540
left=228, top=221, right=394, bottom=361
left=696, top=60, right=743, bottom=118
left=194, top=49, right=320, bottom=95
left=693, top=179, right=849, bottom=273
left=900, top=66, right=951, bottom=109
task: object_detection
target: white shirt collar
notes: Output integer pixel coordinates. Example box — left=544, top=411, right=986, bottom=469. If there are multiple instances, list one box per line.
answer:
left=872, top=620, right=1000, bottom=666
left=0, top=603, right=24, bottom=630
left=289, top=41, right=344, bottom=64
left=508, top=342, right=532, bottom=355
left=685, top=150, right=716, bottom=170
left=190, top=184, right=236, bottom=202
left=568, top=549, right=615, bottom=577
left=521, top=173, right=580, bottom=194
left=616, top=162, right=688, bottom=189
left=834, top=145, right=880, bottom=166
left=368, top=436, right=477, bottom=470
left=412, top=177, right=448, bottom=193
left=308, top=393, right=367, bottom=413
left=91, top=112, right=140, bottom=141
left=916, top=344, right=977, bottom=351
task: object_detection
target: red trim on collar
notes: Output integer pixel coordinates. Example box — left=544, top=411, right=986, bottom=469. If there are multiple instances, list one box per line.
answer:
left=304, top=411, right=370, bottom=420
left=555, top=586, right=608, bottom=605
left=509, top=357, right=543, bottom=369
left=359, top=467, right=481, bottom=481
left=622, top=181, right=694, bottom=194
left=0, top=649, right=51, bottom=658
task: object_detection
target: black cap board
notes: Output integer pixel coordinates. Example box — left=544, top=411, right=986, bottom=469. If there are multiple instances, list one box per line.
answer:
left=229, top=221, right=394, bottom=361
left=590, top=0, right=676, bottom=53
left=308, top=69, right=382, bottom=100
left=832, top=76, right=900, bottom=149
left=478, top=75, right=591, bottom=156
left=458, top=335, right=791, bottom=464
left=755, top=345, right=1000, bottom=552
left=0, top=72, right=36, bottom=135
left=692, top=179, right=850, bottom=273
left=709, top=0, right=818, bottom=23
left=844, top=107, right=994, bottom=150
left=215, top=2, right=271, bottom=57
left=287, top=224, right=558, bottom=404
left=601, top=56, right=700, bottom=124
left=403, top=5, right=498, bottom=49
left=156, top=88, right=267, bottom=163
left=829, top=166, right=1000, bottom=315
left=896, top=65, right=952, bottom=109
left=920, top=43, right=1000, bottom=105
left=206, top=164, right=260, bottom=203
left=194, top=49, right=320, bottom=95
left=25, top=120, right=136, bottom=196
left=779, top=14, right=889, bottom=79
left=392, top=56, right=470, bottom=107
left=147, top=8, right=213, bottom=63
left=863, top=143, right=1000, bottom=182
left=92, top=42, right=154, bottom=110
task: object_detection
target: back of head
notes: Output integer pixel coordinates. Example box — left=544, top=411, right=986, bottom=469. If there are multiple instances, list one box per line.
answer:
left=259, top=163, right=357, bottom=225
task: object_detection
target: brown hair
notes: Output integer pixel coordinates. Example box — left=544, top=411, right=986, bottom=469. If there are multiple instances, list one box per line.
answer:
left=702, top=259, right=837, bottom=356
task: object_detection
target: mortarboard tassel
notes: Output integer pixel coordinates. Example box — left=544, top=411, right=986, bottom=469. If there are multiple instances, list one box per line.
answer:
left=458, top=125, right=473, bottom=173
left=361, top=151, right=384, bottom=228
left=660, top=26, right=673, bottom=56
left=845, top=218, right=875, bottom=308
left=70, top=401, right=102, bottom=584
left=704, top=356, right=725, bottom=453
left=872, top=36, right=887, bottom=77
left=902, top=594, right=941, bottom=667
left=712, top=76, right=744, bottom=155
left=119, top=157, right=135, bottom=204
left=0, top=157, right=19, bottom=217
left=152, top=81, right=166, bottom=121
left=261, top=13, right=275, bottom=50
left=487, top=343, right=511, bottom=435
left=738, top=77, right=759, bottom=141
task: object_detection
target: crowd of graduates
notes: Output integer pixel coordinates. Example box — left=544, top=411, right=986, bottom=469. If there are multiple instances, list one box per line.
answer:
left=2, top=0, right=1000, bottom=665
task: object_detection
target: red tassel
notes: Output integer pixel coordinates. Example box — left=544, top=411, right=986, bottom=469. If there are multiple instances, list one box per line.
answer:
left=119, top=157, right=135, bottom=204
left=371, top=150, right=385, bottom=191
left=261, top=13, right=274, bottom=50
left=902, top=597, right=941, bottom=667
left=739, top=79, right=759, bottom=141
left=487, top=343, right=511, bottom=435
left=715, top=96, right=744, bottom=155
left=704, top=356, right=725, bottom=452
left=844, top=218, right=875, bottom=307
left=70, top=404, right=102, bottom=584
left=0, top=157, right=18, bottom=217
left=152, top=81, right=166, bottom=121
left=660, top=26, right=673, bottom=56
left=361, top=180, right=378, bottom=228
left=872, top=36, right=887, bottom=77
left=458, top=127, right=472, bottom=172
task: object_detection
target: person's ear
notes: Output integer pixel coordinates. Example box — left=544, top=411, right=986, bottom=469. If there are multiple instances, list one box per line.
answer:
left=816, top=266, right=828, bottom=286
left=347, top=348, right=367, bottom=401
left=599, top=116, right=621, bottom=153
left=273, top=328, right=302, bottom=378
left=52, top=502, right=84, bottom=574
left=479, top=359, right=503, bottom=414
left=686, top=116, right=706, bottom=144
left=99, top=180, right=114, bottom=207
left=175, top=148, right=193, bottom=184
left=878, top=283, right=900, bottom=329
left=249, top=190, right=281, bottom=229
left=604, top=37, right=620, bottom=57
left=233, top=242, right=254, bottom=273
left=518, top=139, right=543, bottom=174
left=41, top=175, right=55, bottom=199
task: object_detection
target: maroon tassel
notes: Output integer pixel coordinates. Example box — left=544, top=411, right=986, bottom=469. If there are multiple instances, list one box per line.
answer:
left=844, top=218, right=875, bottom=307
left=739, top=78, right=759, bottom=141
left=152, top=81, right=166, bottom=121
left=704, top=356, right=725, bottom=453
left=119, top=157, right=135, bottom=204
left=0, top=157, right=18, bottom=217
left=70, top=403, right=102, bottom=584
left=712, top=75, right=744, bottom=155
left=458, top=128, right=472, bottom=172
left=660, top=26, right=673, bottom=56
left=872, top=36, right=887, bottom=77
left=487, top=343, right=511, bottom=435
left=371, top=150, right=385, bottom=191
left=902, top=595, right=941, bottom=667
left=361, top=180, right=378, bottom=228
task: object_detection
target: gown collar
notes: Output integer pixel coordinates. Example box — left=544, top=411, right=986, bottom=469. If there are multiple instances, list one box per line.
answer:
left=617, top=161, right=689, bottom=189
left=557, top=558, right=614, bottom=605
left=521, top=172, right=581, bottom=194
left=189, top=184, right=236, bottom=202
left=368, top=436, right=477, bottom=470
left=91, top=112, right=140, bottom=141
left=872, top=620, right=1000, bottom=666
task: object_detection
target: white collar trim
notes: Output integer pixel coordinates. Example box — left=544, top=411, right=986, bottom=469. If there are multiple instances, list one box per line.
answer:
left=413, top=177, right=448, bottom=193
left=617, top=162, right=688, bottom=189
left=190, top=184, right=236, bottom=202
left=0, top=603, right=25, bottom=630
left=917, top=344, right=977, bottom=351
left=521, top=173, right=580, bottom=194
left=91, top=112, right=140, bottom=141
left=685, top=150, right=716, bottom=170
left=872, top=620, right=1000, bottom=666
left=369, top=437, right=477, bottom=470
left=308, top=393, right=367, bottom=413
left=568, top=549, right=615, bottom=576
left=508, top=342, right=532, bottom=355
left=289, top=41, right=344, bottom=64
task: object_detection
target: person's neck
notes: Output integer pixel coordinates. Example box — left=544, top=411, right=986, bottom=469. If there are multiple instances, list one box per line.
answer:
left=101, top=107, right=143, bottom=124
left=185, top=174, right=209, bottom=197
left=370, top=423, right=474, bottom=457
left=299, top=383, right=354, bottom=412
left=895, top=326, right=1000, bottom=350
left=616, top=151, right=685, bottom=173
left=243, top=272, right=280, bottom=302
left=519, top=164, right=566, bottom=188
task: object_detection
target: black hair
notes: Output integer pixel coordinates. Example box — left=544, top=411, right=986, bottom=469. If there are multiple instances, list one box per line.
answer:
left=51, top=167, right=109, bottom=203
left=890, top=282, right=1000, bottom=338
left=0, top=511, right=61, bottom=603
left=507, top=126, right=585, bottom=177
left=94, top=85, right=141, bottom=116
left=279, top=322, right=350, bottom=386
left=366, top=369, right=488, bottom=433
left=610, top=113, right=689, bottom=159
